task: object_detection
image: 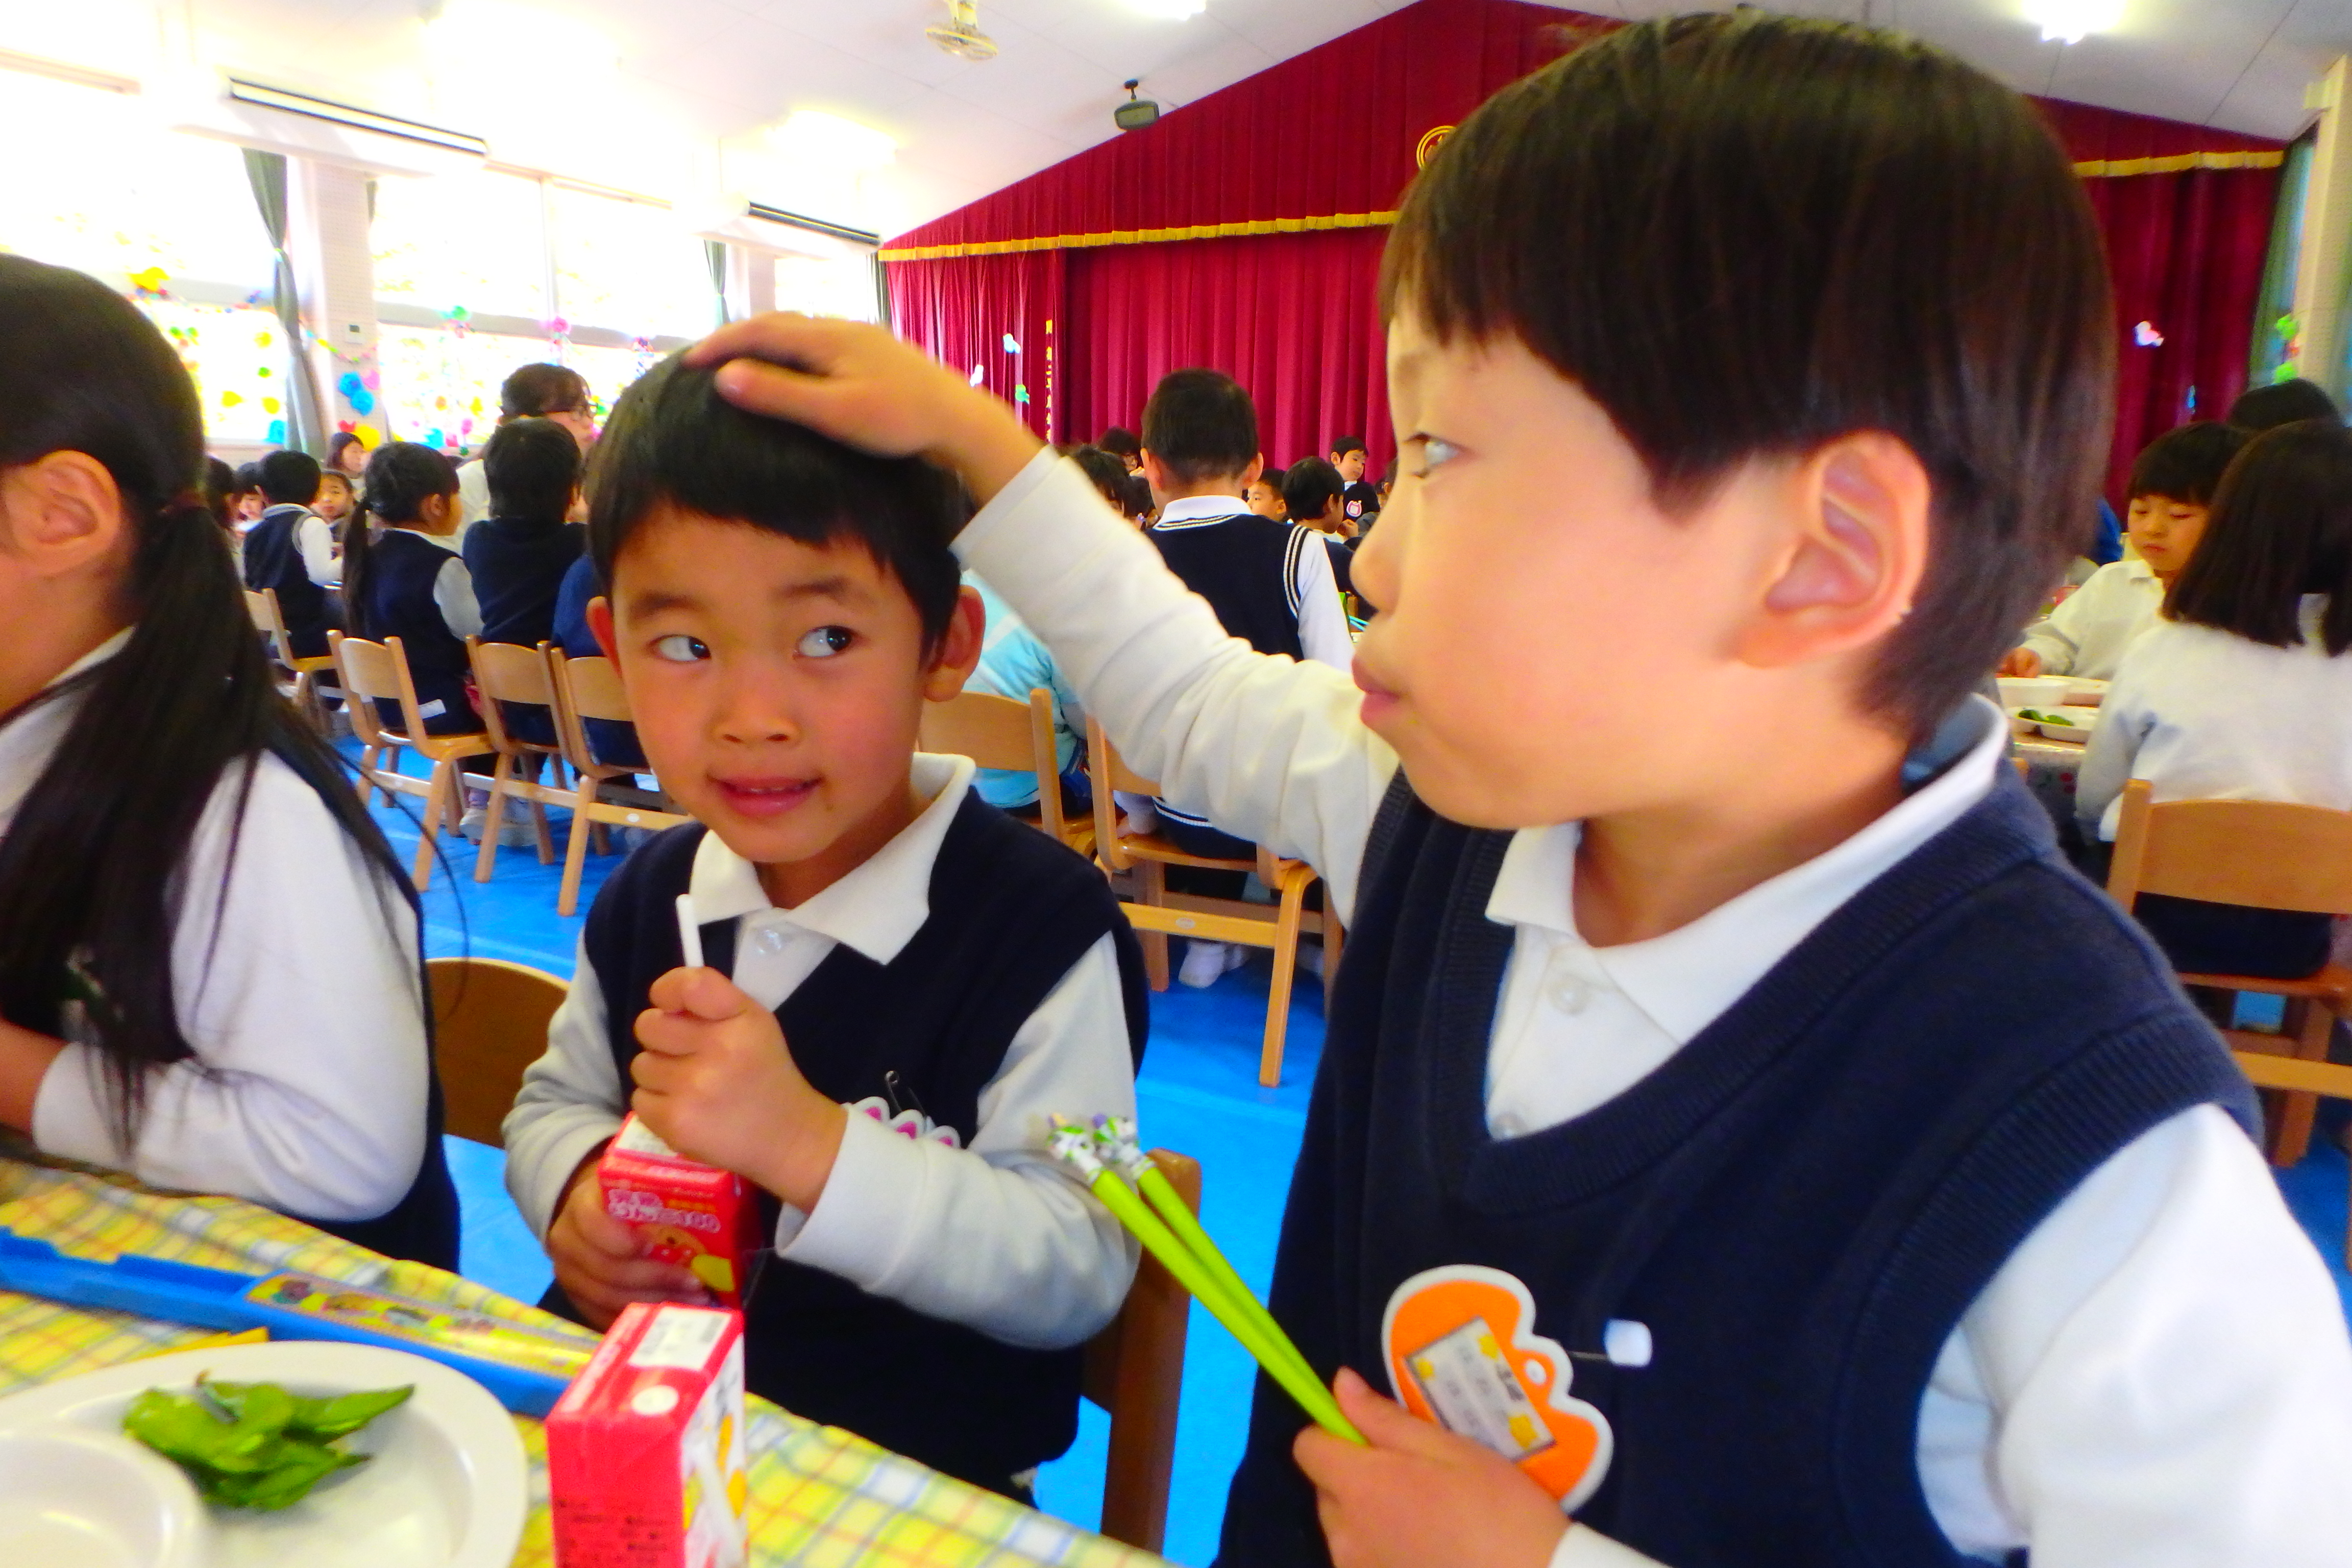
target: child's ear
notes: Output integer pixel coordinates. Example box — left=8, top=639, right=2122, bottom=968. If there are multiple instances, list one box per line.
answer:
left=0, top=451, right=128, bottom=579
left=584, top=595, right=620, bottom=662
left=921, top=585, right=986, bottom=701
left=1738, top=432, right=1929, bottom=670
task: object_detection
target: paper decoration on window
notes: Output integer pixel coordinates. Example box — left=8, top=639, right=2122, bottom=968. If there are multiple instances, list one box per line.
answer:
left=129, top=267, right=170, bottom=298
left=351, top=391, right=376, bottom=416
left=337, top=372, right=364, bottom=398
left=262, top=397, right=280, bottom=414
left=220, top=390, right=242, bottom=407
left=1002, top=333, right=1020, bottom=354
left=266, top=419, right=286, bottom=444
left=2133, top=321, right=2164, bottom=347
left=1014, top=383, right=1030, bottom=405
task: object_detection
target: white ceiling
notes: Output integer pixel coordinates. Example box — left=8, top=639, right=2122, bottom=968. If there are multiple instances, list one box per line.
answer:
left=3, top=0, right=2349, bottom=236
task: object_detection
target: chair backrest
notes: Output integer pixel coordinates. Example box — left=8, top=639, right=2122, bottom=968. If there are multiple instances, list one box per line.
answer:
left=331, top=631, right=421, bottom=748
left=547, top=649, right=639, bottom=777
left=1088, top=718, right=1154, bottom=873
left=921, top=688, right=1036, bottom=773
left=468, top=637, right=558, bottom=754
left=1083, top=1147, right=1198, bottom=1554
left=2108, top=778, right=2352, bottom=916
left=246, top=587, right=289, bottom=665
left=426, top=956, right=567, bottom=1147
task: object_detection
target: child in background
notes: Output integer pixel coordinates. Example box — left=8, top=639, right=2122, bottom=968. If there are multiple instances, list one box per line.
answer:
left=691, top=13, right=2352, bottom=1566
left=0, top=256, right=455, bottom=1265
left=1247, top=463, right=1291, bottom=520
left=1069, top=444, right=1136, bottom=519
left=344, top=443, right=481, bottom=735
left=2228, top=375, right=2339, bottom=433
left=327, top=430, right=371, bottom=498
left=230, top=462, right=264, bottom=526
left=458, top=363, right=597, bottom=528
left=1284, top=456, right=1358, bottom=598
left=464, top=418, right=585, bottom=649
left=2079, top=419, right=2352, bottom=979
left=1328, top=433, right=1381, bottom=529
left=1098, top=425, right=1142, bottom=474
left=503, top=356, right=1146, bottom=1500
left=2002, top=420, right=2244, bottom=679
left=314, top=469, right=356, bottom=529
left=202, top=455, right=239, bottom=536
left=964, top=572, right=1090, bottom=820
left=241, top=449, right=339, bottom=658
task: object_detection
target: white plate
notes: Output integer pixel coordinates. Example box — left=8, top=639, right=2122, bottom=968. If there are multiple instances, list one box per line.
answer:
left=2036, top=715, right=2096, bottom=743
left=0, top=1341, right=527, bottom=1568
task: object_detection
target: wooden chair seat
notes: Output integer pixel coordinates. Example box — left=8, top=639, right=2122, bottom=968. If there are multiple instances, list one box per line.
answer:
left=1088, top=720, right=1339, bottom=1087
left=1082, top=1147, right=1197, bottom=1553
left=547, top=649, right=691, bottom=917
left=2107, top=779, right=2352, bottom=1180
left=332, top=631, right=492, bottom=891
left=426, top=957, right=567, bottom=1148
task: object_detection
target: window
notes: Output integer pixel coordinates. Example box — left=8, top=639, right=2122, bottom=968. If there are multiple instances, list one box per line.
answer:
left=564, top=342, right=664, bottom=422
left=376, top=327, right=553, bottom=454
left=373, top=168, right=549, bottom=322
left=550, top=185, right=716, bottom=340
left=774, top=254, right=880, bottom=325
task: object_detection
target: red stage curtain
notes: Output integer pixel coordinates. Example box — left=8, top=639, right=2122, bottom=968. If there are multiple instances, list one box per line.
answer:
left=2088, top=165, right=2282, bottom=503
left=1061, top=230, right=1389, bottom=470
left=884, top=250, right=1065, bottom=442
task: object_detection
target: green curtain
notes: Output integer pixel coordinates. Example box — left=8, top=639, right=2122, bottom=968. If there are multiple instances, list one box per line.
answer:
left=705, top=239, right=730, bottom=328
left=2249, top=135, right=2314, bottom=393
left=241, top=149, right=329, bottom=455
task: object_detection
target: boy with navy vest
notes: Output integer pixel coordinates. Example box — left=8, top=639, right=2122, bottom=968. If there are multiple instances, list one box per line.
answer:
left=502, top=355, right=1147, bottom=1501
left=241, top=448, right=338, bottom=657
left=687, top=13, right=2352, bottom=1566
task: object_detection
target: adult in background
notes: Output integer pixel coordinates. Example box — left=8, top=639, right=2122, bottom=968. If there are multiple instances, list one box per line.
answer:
left=457, top=363, right=597, bottom=529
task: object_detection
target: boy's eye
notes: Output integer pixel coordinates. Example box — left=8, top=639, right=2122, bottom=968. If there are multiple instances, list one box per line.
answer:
left=1409, top=435, right=1462, bottom=478
left=652, top=634, right=709, bottom=663
left=796, top=625, right=854, bottom=658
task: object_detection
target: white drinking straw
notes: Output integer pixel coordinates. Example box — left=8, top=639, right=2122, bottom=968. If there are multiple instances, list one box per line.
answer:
left=675, top=893, right=704, bottom=970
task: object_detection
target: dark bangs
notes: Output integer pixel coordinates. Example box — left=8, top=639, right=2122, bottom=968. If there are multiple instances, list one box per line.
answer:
left=2168, top=420, right=2352, bottom=656
left=585, top=354, right=965, bottom=648
left=1381, top=12, right=2114, bottom=738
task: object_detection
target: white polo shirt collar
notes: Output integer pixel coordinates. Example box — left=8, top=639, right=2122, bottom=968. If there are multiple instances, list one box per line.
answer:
left=1154, top=494, right=1251, bottom=528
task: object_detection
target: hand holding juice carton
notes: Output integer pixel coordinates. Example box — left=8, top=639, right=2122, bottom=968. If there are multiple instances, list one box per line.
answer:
left=598, top=1115, right=758, bottom=1310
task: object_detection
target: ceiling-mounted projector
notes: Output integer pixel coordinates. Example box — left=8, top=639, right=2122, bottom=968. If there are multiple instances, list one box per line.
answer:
left=1114, top=80, right=1159, bottom=131
left=927, top=0, right=998, bottom=61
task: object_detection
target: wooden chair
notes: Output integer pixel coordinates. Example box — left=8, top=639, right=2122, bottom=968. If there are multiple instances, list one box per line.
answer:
left=246, top=587, right=335, bottom=729
left=919, top=687, right=1093, bottom=858
left=426, top=957, right=567, bottom=1147
left=1089, top=719, right=1339, bottom=1087
left=2231, top=1052, right=2352, bottom=1266
left=464, top=637, right=567, bottom=881
left=2107, top=778, right=2352, bottom=1166
left=1082, top=1147, right=1198, bottom=1553
left=547, top=649, right=691, bottom=918
left=332, top=631, right=494, bottom=892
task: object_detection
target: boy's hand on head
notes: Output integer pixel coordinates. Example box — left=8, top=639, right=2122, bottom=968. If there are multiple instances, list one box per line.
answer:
left=685, top=313, right=1040, bottom=507
left=1295, top=1369, right=1570, bottom=1568
left=546, top=1150, right=709, bottom=1331
left=631, top=965, right=848, bottom=1212
left=1997, top=647, right=2043, bottom=677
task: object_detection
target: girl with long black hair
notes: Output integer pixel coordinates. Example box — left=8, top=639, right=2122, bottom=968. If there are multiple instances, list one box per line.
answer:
left=0, top=256, right=457, bottom=1267
left=344, top=441, right=482, bottom=737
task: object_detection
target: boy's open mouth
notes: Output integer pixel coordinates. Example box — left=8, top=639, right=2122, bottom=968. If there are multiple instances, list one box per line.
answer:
left=712, top=776, right=819, bottom=818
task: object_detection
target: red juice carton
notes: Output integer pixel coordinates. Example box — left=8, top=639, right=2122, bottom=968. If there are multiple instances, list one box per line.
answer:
left=598, top=1115, right=757, bottom=1309
left=548, top=1302, right=750, bottom=1568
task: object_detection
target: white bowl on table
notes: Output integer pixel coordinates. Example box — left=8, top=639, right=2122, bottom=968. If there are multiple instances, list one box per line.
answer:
left=0, top=1340, right=526, bottom=1568
left=1997, top=675, right=2073, bottom=710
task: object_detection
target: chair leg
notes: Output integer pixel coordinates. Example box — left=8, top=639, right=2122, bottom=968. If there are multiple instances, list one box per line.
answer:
left=1259, top=872, right=1309, bottom=1089
left=2266, top=998, right=2334, bottom=1167
left=1137, top=860, right=1170, bottom=992
left=558, top=782, right=595, bottom=918
left=356, top=744, right=379, bottom=806
left=526, top=754, right=555, bottom=865
left=474, top=753, right=514, bottom=883
left=413, top=759, right=452, bottom=892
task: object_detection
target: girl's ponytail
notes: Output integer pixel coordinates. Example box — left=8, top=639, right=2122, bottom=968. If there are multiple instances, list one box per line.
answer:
left=344, top=443, right=459, bottom=640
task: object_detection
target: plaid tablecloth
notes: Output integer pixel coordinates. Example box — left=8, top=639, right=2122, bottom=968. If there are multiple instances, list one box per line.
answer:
left=0, top=1154, right=1162, bottom=1568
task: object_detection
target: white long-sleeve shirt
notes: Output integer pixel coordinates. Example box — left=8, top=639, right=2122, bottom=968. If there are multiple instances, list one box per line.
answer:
left=256, top=503, right=339, bottom=587
left=2016, top=557, right=2164, bottom=679
left=502, top=752, right=1139, bottom=1350
left=414, top=529, right=484, bottom=640
left=6, top=635, right=430, bottom=1220
left=2078, top=595, right=2352, bottom=841
left=960, top=449, right=2352, bottom=1568
left=1153, top=494, right=1356, bottom=671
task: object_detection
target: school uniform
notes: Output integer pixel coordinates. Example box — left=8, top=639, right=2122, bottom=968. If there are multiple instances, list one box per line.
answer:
left=961, top=450, right=2352, bottom=1568
left=1147, top=495, right=1352, bottom=857
left=1341, top=479, right=1381, bottom=529
left=241, top=502, right=338, bottom=658
left=456, top=457, right=491, bottom=532
left=964, top=572, right=1087, bottom=812
left=550, top=554, right=648, bottom=771
left=503, top=753, right=1147, bottom=1496
left=356, top=528, right=482, bottom=736
left=0, top=634, right=457, bottom=1265
left=464, top=516, right=584, bottom=747
left=2077, top=596, right=2349, bottom=978
left=2015, top=556, right=2164, bottom=679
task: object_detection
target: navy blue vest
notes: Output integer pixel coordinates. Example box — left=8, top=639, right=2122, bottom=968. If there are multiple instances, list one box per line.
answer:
left=463, top=517, right=584, bottom=649
left=1217, top=767, right=2255, bottom=1567
left=241, top=507, right=329, bottom=658
left=357, top=529, right=474, bottom=735
left=1148, top=512, right=1312, bottom=662
left=568, top=794, right=1148, bottom=1494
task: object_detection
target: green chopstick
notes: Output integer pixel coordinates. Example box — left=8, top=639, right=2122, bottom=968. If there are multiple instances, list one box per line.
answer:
left=1052, top=1118, right=1364, bottom=1444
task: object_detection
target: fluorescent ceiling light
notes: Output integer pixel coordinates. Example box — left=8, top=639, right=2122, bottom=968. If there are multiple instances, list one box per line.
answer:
left=2025, top=0, right=2124, bottom=45
left=767, top=110, right=896, bottom=171
left=1129, top=0, right=1207, bottom=19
